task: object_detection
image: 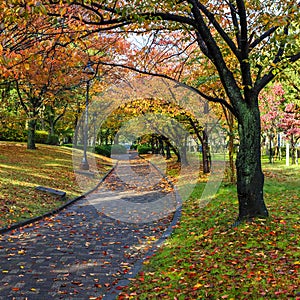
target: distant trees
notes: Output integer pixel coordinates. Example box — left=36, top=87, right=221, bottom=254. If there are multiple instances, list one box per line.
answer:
left=97, top=98, right=212, bottom=171
left=260, top=83, right=300, bottom=165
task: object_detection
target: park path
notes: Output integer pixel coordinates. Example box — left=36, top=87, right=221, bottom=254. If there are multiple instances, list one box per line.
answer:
left=0, top=152, right=179, bottom=300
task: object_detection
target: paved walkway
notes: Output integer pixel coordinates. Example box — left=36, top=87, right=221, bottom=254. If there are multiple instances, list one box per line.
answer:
left=0, top=153, right=180, bottom=299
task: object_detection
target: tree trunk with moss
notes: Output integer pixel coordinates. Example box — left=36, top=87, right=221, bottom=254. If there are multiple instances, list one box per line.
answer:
left=236, top=102, right=268, bottom=221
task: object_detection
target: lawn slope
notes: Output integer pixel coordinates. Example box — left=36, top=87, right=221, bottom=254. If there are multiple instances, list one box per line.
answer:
left=0, top=142, right=112, bottom=228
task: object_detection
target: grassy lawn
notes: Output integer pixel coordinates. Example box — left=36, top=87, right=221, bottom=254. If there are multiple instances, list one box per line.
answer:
left=0, top=145, right=299, bottom=298
left=119, top=158, right=300, bottom=299
left=0, top=142, right=113, bottom=228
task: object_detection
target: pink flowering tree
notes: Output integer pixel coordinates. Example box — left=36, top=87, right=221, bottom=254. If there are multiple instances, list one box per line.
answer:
left=259, top=84, right=285, bottom=162
left=280, top=103, right=300, bottom=164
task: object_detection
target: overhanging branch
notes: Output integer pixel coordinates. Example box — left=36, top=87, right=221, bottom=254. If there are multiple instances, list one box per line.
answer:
left=95, top=60, right=237, bottom=116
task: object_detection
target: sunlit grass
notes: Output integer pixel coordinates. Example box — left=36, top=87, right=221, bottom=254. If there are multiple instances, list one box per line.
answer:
left=0, top=142, right=113, bottom=228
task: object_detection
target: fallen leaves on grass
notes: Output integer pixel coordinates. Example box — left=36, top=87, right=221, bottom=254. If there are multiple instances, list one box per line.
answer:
left=118, top=162, right=300, bottom=299
left=0, top=142, right=113, bottom=227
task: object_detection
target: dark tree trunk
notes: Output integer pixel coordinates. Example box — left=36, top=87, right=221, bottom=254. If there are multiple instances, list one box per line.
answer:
left=291, top=135, right=296, bottom=165
left=187, top=115, right=210, bottom=173
left=165, top=140, right=180, bottom=162
left=236, top=104, right=269, bottom=221
left=159, top=137, right=165, bottom=156
left=226, top=110, right=236, bottom=183
left=202, top=130, right=210, bottom=174
left=165, top=142, right=172, bottom=159
left=27, top=118, right=37, bottom=150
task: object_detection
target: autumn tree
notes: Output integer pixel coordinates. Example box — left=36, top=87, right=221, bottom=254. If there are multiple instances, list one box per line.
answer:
left=1, top=3, right=130, bottom=148
left=2, top=1, right=300, bottom=221
left=11, top=44, right=85, bottom=149
left=39, top=0, right=300, bottom=222
left=260, top=82, right=300, bottom=164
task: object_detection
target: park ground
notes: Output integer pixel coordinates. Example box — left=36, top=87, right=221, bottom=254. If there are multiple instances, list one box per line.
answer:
left=0, top=142, right=299, bottom=299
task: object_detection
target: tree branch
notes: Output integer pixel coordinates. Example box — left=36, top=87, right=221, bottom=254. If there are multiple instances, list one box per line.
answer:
left=249, top=27, right=279, bottom=51
left=192, top=0, right=239, bottom=58
left=95, top=60, right=237, bottom=116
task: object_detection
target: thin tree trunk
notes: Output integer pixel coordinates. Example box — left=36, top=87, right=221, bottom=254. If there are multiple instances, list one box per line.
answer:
left=165, top=142, right=171, bottom=159
left=202, top=130, right=210, bottom=173
left=27, top=118, right=36, bottom=150
left=159, top=137, right=165, bottom=156
left=236, top=104, right=268, bottom=221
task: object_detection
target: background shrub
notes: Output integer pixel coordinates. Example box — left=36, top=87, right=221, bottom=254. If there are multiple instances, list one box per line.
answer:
left=0, top=129, right=27, bottom=142
left=95, top=144, right=128, bottom=157
left=95, top=145, right=111, bottom=157
left=137, top=144, right=152, bottom=154
left=35, top=130, right=49, bottom=144
left=46, top=134, right=59, bottom=145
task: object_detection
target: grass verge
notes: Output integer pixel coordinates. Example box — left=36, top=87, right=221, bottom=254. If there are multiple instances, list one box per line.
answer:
left=0, top=142, right=113, bottom=228
left=118, top=159, right=300, bottom=299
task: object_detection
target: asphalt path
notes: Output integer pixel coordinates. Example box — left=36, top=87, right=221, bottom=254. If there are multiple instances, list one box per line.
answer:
left=0, top=153, right=180, bottom=299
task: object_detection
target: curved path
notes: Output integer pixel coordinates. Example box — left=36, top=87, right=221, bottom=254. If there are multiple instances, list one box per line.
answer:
left=0, top=153, right=179, bottom=299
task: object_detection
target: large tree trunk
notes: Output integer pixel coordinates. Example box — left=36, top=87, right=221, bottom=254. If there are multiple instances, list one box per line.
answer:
left=228, top=131, right=235, bottom=183
left=227, top=112, right=236, bottom=183
left=236, top=104, right=269, bottom=221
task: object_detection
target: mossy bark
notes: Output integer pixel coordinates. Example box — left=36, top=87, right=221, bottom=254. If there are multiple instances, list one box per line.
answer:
left=236, top=103, right=269, bottom=221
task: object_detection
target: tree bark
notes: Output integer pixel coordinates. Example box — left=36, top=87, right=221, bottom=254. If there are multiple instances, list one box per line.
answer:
left=236, top=103, right=268, bottom=221
left=291, top=135, right=296, bottom=165
left=165, top=142, right=172, bottom=159
left=226, top=110, right=236, bottom=183
left=27, top=118, right=37, bottom=150
left=202, top=129, right=210, bottom=173
left=158, top=137, right=165, bottom=156
left=228, top=131, right=235, bottom=183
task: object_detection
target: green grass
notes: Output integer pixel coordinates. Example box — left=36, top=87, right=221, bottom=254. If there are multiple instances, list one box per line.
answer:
left=0, top=142, right=113, bottom=228
left=119, top=159, right=300, bottom=299
left=0, top=145, right=299, bottom=298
